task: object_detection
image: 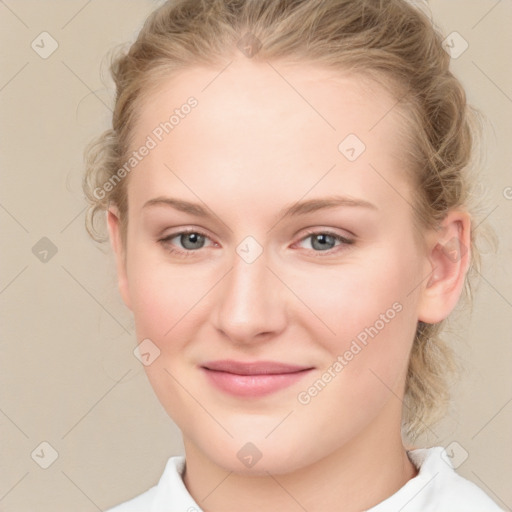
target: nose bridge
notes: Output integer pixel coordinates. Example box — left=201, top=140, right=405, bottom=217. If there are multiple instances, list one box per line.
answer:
left=213, top=246, right=285, bottom=341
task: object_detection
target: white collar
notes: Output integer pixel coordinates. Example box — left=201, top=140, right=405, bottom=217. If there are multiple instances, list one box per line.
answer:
left=121, top=447, right=502, bottom=511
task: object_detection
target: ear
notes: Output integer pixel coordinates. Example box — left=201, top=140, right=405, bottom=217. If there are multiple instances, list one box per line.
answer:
left=417, top=210, right=471, bottom=324
left=106, top=206, right=132, bottom=310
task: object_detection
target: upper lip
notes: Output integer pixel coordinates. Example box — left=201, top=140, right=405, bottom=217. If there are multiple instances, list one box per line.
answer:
left=201, top=360, right=313, bottom=375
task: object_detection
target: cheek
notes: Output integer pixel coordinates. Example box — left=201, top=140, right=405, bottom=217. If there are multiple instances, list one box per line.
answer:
left=125, top=245, right=213, bottom=342
left=291, top=243, right=420, bottom=395
left=125, top=255, right=213, bottom=421
left=289, top=292, right=416, bottom=464
left=292, top=252, right=416, bottom=342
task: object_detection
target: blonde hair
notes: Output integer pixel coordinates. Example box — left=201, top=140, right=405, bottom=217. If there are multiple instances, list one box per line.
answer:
left=83, top=0, right=494, bottom=439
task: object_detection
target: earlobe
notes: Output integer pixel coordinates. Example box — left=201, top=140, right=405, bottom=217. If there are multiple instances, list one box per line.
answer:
left=106, top=207, right=132, bottom=311
left=418, top=211, right=471, bottom=324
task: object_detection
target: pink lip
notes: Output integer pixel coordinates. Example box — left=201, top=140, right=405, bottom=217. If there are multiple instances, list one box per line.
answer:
left=201, top=360, right=313, bottom=397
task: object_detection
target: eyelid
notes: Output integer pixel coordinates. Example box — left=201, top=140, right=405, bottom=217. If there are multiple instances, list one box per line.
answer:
left=297, top=227, right=354, bottom=242
left=158, top=228, right=217, bottom=257
left=159, top=226, right=215, bottom=243
left=293, top=228, right=355, bottom=254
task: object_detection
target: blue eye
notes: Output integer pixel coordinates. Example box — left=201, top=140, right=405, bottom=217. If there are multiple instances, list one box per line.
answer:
left=298, top=231, right=354, bottom=253
left=158, top=229, right=354, bottom=258
left=175, top=232, right=206, bottom=250
left=158, top=230, right=213, bottom=257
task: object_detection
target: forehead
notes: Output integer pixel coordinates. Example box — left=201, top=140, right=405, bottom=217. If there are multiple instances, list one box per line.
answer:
left=126, top=58, right=412, bottom=216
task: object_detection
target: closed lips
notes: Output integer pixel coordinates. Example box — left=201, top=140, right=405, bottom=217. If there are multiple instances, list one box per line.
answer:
left=201, top=360, right=314, bottom=397
left=201, top=360, right=313, bottom=375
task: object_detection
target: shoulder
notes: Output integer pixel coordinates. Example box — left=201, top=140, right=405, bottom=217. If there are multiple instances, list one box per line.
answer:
left=104, top=456, right=201, bottom=512
left=368, top=447, right=505, bottom=512
left=105, top=485, right=158, bottom=512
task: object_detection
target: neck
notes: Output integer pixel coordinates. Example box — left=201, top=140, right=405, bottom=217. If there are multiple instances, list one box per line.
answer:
left=182, top=404, right=418, bottom=512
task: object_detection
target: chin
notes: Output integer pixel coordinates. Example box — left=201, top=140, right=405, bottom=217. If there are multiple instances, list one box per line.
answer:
left=192, top=428, right=322, bottom=476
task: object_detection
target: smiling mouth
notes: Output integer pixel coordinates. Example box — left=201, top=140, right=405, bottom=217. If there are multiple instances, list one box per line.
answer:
left=200, top=360, right=314, bottom=397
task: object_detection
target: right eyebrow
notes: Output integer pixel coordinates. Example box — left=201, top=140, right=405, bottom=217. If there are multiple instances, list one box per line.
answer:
left=142, top=197, right=209, bottom=217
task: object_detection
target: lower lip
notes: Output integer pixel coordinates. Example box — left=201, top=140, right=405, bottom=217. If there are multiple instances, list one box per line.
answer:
left=201, top=368, right=312, bottom=398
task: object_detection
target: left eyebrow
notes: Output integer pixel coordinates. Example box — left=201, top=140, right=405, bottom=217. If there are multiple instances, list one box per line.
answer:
left=279, top=195, right=378, bottom=218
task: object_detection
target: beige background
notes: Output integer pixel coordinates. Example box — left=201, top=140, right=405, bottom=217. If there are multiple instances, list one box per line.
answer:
left=0, top=1, right=511, bottom=510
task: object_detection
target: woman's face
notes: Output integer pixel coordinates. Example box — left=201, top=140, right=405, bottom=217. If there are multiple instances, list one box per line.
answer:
left=111, top=58, right=438, bottom=474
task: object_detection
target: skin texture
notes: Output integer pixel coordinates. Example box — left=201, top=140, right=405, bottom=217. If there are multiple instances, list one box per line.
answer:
left=107, top=56, right=471, bottom=511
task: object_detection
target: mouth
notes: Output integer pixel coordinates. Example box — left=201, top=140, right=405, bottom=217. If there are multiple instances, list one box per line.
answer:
left=200, top=360, right=314, bottom=397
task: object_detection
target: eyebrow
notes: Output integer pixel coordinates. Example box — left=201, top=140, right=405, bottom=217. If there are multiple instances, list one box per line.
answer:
left=143, top=195, right=377, bottom=220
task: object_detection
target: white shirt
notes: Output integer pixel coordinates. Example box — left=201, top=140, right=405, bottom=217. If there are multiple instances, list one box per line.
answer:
left=105, top=447, right=504, bottom=512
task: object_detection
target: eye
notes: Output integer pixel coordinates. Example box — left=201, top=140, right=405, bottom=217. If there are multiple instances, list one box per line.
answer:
left=158, top=228, right=353, bottom=257
left=158, top=229, right=215, bottom=256
left=296, top=230, right=354, bottom=253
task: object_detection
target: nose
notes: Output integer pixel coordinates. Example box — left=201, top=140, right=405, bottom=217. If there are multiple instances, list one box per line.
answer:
left=212, top=248, right=287, bottom=344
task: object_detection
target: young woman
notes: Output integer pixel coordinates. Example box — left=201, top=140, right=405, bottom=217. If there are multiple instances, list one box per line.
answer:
left=83, top=0, right=504, bottom=510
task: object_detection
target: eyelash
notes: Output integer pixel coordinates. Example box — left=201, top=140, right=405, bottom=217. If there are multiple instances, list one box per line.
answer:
left=298, top=229, right=354, bottom=256
left=158, top=228, right=354, bottom=258
left=158, top=229, right=215, bottom=259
